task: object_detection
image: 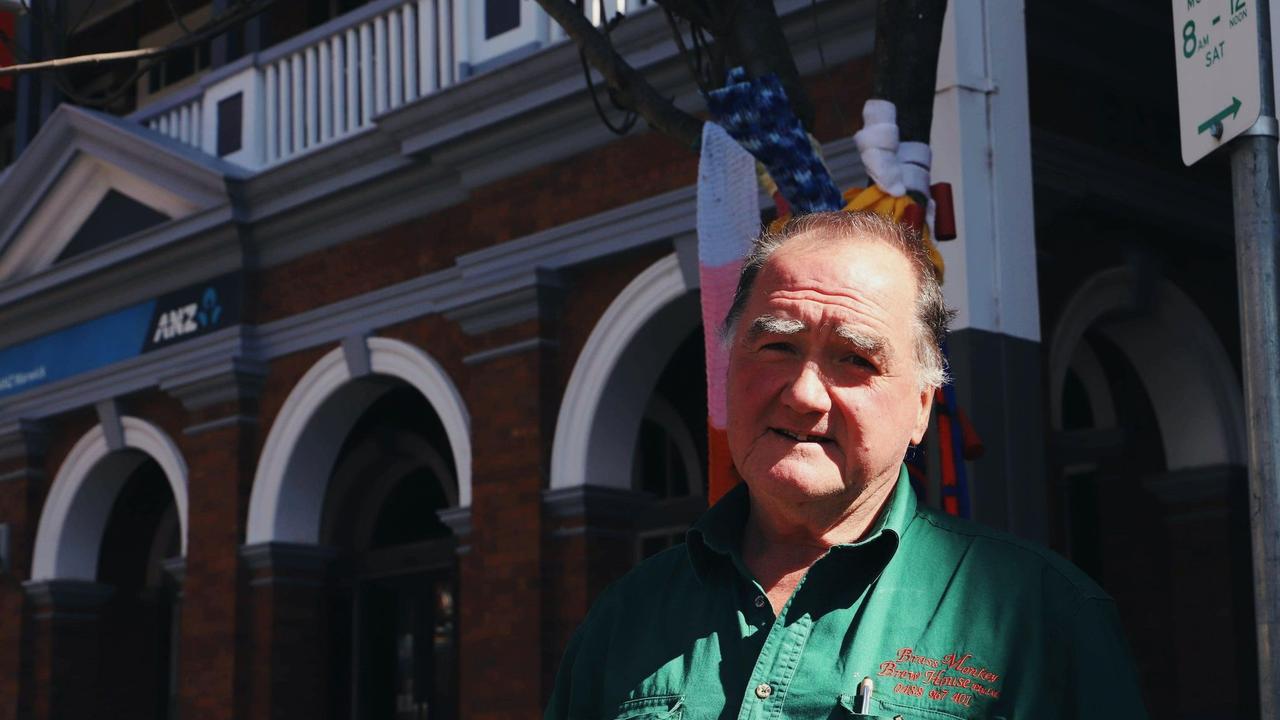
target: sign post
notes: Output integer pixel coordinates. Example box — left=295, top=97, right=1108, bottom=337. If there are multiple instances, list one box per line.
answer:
left=1175, top=0, right=1280, bottom=714
left=1173, top=0, right=1263, bottom=164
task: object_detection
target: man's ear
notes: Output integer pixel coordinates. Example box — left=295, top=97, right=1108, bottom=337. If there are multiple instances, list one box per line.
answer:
left=911, top=385, right=935, bottom=445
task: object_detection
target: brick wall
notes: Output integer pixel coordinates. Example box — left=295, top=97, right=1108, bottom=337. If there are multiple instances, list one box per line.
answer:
left=0, top=53, right=878, bottom=719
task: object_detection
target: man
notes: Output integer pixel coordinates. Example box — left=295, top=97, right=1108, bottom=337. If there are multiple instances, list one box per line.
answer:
left=546, top=211, right=1147, bottom=719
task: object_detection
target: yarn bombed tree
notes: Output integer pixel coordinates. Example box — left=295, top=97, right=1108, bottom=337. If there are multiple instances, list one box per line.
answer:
left=536, top=0, right=981, bottom=515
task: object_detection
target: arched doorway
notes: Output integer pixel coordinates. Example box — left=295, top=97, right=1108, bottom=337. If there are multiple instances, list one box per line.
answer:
left=29, top=418, right=188, bottom=719
left=97, top=454, right=182, bottom=720
left=552, top=253, right=709, bottom=565
left=631, top=324, right=709, bottom=560
left=1048, top=267, right=1253, bottom=718
left=248, top=337, right=469, bottom=719
left=321, top=381, right=460, bottom=720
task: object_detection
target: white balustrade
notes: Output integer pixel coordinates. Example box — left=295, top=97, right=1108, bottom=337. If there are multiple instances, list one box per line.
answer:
left=131, top=0, right=652, bottom=169
left=144, top=98, right=203, bottom=149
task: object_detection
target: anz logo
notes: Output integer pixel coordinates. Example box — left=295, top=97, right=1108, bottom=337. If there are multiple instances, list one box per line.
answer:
left=152, top=287, right=224, bottom=343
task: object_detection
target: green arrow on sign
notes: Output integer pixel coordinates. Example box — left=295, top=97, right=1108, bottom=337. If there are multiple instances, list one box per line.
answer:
left=1198, top=97, right=1243, bottom=134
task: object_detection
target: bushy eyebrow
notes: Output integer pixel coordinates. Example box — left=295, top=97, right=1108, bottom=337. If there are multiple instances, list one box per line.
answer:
left=834, top=324, right=890, bottom=362
left=744, top=315, right=893, bottom=365
left=745, top=315, right=805, bottom=342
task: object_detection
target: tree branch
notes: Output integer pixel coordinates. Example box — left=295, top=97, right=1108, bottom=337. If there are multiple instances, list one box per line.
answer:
left=716, top=0, right=815, bottom=132
left=0, top=0, right=275, bottom=79
left=653, top=0, right=717, bottom=31
left=0, top=46, right=166, bottom=75
left=534, top=0, right=704, bottom=150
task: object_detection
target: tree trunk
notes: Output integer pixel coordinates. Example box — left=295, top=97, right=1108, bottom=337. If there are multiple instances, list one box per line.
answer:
left=872, top=0, right=948, bottom=143
left=712, top=0, right=816, bottom=132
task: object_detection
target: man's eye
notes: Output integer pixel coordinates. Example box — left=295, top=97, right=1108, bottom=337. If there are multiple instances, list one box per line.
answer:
left=760, top=342, right=797, bottom=355
left=841, top=354, right=875, bottom=369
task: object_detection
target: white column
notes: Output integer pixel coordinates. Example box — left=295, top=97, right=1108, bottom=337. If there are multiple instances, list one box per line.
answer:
left=346, top=29, right=360, bottom=130
left=450, top=0, right=466, bottom=83
left=438, top=0, right=452, bottom=86
left=281, top=59, right=294, bottom=156
left=330, top=35, right=345, bottom=136
left=419, top=0, right=437, bottom=93
left=932, top=0, right=1039, bottom=343
left=403, top=3, right=419, bottom=102
left=265, top=64, right=279, bottom=162
left=191, top=101, right=201, bottom=151
left=319, top=41, right=332, bottom=142
left=389, top=9, right=404, bottom=108
left=305, top=47, right=319, bottom=147
left=291, top=55, right=305, bottom=154
left=929, top=0, right=1044, bottom=539
left=374, top=15, right=388, bottom=114
left=360, top=22, right=374, bottom=124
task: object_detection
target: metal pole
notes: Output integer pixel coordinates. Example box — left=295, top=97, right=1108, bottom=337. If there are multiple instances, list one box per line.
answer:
left=1232, top=0, right=1280, bottom=715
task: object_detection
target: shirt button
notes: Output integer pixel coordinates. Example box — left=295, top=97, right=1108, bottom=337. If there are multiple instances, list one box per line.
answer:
left=753, top=595, right=767, bottom=608
left=754, top=683, right=773, bottom=699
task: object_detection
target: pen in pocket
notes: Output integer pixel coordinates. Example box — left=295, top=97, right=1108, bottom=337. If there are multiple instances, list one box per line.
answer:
left=854, top=676, right=873, bottom=714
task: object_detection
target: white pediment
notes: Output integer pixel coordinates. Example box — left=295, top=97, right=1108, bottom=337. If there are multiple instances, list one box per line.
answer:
left=0, top=104, right=244, bottom=284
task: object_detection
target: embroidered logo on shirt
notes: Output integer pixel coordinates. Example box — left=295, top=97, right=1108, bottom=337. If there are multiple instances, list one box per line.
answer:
left=875, top=647, right=1003, bottom=709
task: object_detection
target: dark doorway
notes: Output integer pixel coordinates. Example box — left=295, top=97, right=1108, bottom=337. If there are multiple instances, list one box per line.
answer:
left=96, top=453, right=180, bottom=720
left=322, top=381, right=460, bottom=720
left=632, top=325, right=709, bottom=562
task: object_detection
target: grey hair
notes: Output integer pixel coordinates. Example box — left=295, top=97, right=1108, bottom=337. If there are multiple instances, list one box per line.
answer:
left=721, top=211, right=955, bottom=390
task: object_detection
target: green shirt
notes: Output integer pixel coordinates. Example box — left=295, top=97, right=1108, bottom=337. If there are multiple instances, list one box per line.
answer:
left=546, top=466, right=1147, bottom=719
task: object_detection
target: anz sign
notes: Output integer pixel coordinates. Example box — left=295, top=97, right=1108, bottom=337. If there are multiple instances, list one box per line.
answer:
left=151, top=287, right=225, bottom=344
left=0, top=274, right=243, bottom=399
left=143, top=276, right=239, bottom=352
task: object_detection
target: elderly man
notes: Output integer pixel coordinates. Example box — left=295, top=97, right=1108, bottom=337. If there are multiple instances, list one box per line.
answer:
left=546, top=212, right=1146, bottom=719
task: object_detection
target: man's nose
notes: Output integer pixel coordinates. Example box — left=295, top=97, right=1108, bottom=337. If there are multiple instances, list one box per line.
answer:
left=780, top=362, right=832, bottom=414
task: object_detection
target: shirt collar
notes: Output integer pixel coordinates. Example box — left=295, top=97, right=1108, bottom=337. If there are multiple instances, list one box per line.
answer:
left=686, top=464, right=918, bottom=582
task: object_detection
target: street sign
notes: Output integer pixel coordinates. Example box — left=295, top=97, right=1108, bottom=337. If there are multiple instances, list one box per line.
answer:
left=1172, top=0, right=1263, bottom=164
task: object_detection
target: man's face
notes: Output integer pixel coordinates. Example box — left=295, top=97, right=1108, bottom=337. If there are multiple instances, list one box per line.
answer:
left=725, top=232, right=933, bottom=510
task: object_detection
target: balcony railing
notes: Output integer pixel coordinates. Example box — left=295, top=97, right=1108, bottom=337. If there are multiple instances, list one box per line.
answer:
left=131, top=0, right=653, bottom=171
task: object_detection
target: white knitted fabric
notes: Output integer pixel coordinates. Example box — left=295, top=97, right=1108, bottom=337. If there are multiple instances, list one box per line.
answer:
left=899, top=141, right=932, bottom=196
left=697, top=122, right=758, bottom=427
left=697, top=122, right=758, bottom=267
left=899, top=140, right=937, bottom=232
left=852, top=99, right=905, bottom=197
left=853, top=101, right=938, bottom=236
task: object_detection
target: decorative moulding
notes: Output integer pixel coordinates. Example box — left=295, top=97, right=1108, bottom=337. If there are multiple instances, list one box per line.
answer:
left=541, top=485, right=653, bottom=522
left=239, top=541, right=339, bottom=573
left=22, top=579, right=115, bottom=611
left=436, top=506, right=473, bottom=555
left=160, top=355, right=269, bottom=411
left=0, top=419, right=48, bottom=463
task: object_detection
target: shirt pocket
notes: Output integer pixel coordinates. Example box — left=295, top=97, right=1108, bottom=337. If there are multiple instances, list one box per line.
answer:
left=614, top=694, right=684, bottom=720
left=830, top=693, right=899, bottom=719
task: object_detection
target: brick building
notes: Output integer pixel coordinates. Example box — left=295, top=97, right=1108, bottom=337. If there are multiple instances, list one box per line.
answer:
left=0, top=1, right=1261, bottom=718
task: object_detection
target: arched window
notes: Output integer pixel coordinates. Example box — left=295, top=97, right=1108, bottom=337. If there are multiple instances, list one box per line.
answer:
left=631, top=326, right=708, bottom=561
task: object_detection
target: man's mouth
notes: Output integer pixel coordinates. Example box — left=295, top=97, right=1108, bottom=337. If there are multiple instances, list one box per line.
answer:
left=771, top=428, right=833, bottom=444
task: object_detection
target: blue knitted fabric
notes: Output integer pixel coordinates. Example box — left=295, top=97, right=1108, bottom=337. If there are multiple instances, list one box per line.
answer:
left=704, top=67, right=843, bottom=214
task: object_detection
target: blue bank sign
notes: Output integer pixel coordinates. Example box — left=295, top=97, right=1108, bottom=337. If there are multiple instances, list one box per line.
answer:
left=0, top=274, right=241, bottom=400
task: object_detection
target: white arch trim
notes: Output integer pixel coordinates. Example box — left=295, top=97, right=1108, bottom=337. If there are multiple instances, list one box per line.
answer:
left=1048, top=267, right=1246, bottom=469
left=31, top=417, right=190, bottom=581
left=246, top=337, right=472, bottom=545
left=551, top=253, right=695, bottom=490
left=366, top=337, right=471, bottom=508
